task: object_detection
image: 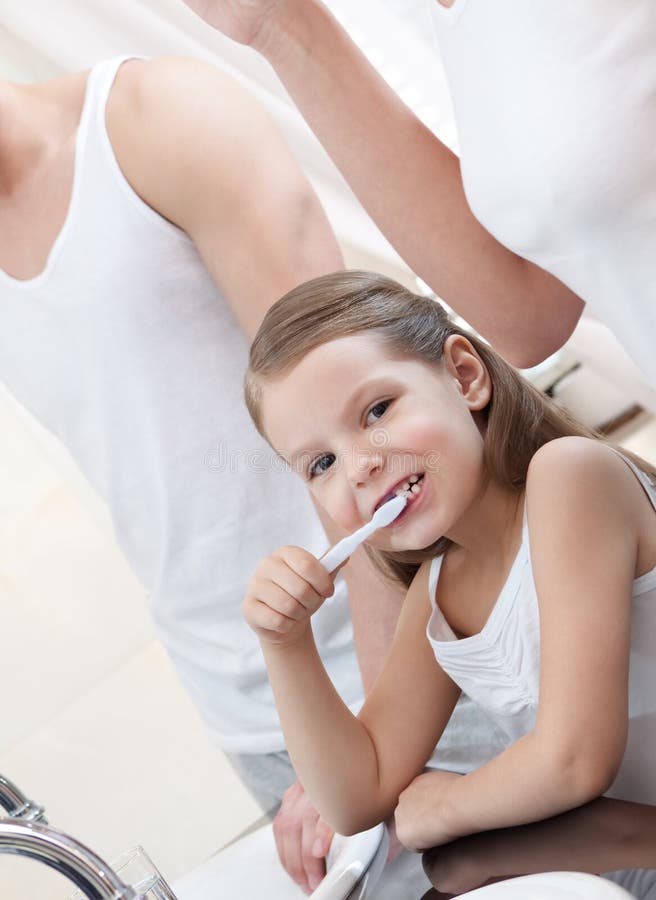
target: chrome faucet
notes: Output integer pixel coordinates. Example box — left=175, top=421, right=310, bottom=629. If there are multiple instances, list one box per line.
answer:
left=0, top=818, right=140, bottom=899
left=0, top=773, right=47, bottom=823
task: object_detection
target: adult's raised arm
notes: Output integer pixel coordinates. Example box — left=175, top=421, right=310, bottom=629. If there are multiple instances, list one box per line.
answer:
left=181, top=0, right=584, bottom=367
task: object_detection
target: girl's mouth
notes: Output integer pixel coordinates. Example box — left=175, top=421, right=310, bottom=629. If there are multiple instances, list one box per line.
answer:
left=394, top=473, right=424, bottom=501
left=391, top=473, right=425, bottom=525
left=373, top=474, right=425, bottom=519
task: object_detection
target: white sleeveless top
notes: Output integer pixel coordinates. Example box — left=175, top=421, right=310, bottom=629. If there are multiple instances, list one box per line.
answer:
left=0, top=58, right=362, bottom=753
left=429, top=0, right=656, bottom=384
left=426, top=453, right=656, bottom=804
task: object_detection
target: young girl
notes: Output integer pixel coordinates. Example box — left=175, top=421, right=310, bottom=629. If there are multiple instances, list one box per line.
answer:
left=242, top=270, right=656, bottom=851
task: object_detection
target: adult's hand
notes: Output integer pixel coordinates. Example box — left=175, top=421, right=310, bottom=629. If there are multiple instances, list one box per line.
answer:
left=273, top=781, right=335, bottom=895
left=181, top=0, right=287, bottom=49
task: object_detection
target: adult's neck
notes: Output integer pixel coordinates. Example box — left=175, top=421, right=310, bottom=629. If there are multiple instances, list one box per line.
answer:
left=0, top=74, right=84, bottom=195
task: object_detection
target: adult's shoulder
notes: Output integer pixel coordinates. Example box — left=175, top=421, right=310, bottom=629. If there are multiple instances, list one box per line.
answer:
left=107, top=55, right=263, bottom=142
left=105, top=55, right=283, bottom=231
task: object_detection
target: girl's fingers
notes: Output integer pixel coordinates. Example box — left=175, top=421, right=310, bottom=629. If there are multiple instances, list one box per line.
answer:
left=245, top=582, right=322, bottom=633
left=250, top=599, right=296, bottom=634
left=244, top=546, right=336, bottom=636
left=252, top=571, right=323, bottom=620
left=256, top=549, right=333, bottom=612
left=277, top=546, right=336, bottom=600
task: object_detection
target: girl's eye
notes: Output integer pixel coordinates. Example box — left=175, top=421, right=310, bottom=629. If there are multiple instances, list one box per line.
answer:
left=365, top=400, right=391, bottom=426
left=308, top=453, right=336, bottom=479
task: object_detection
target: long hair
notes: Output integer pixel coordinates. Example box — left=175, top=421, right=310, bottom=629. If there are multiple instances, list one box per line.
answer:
left=246, top=271, right=655, bottom=587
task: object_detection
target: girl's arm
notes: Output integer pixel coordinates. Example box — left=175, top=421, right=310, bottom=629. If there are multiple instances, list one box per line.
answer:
left=423, top=797, right=656, bottom=896
left=395, top=437, right=640, bottom=850
left=181, top=0, right=584, bottom=368
left=245, top=552, right=460, bottom=833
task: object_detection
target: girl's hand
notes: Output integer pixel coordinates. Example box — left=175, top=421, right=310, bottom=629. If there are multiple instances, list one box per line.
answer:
left=180, top=0, right=285, bottom=49
left=243, top=546, right=335, bottom=645
left=395, top=770, right=462, bottom=852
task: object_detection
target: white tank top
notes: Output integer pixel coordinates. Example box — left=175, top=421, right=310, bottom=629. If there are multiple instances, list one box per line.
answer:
left=0, top=58, right=362, bottom=753
left=430, top=0, right=656, bottom=384
left=426, top=453, right=656, bottom=804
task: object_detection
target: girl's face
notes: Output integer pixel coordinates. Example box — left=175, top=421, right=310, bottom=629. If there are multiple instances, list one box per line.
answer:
left=260, top=333, right=492, bottom=552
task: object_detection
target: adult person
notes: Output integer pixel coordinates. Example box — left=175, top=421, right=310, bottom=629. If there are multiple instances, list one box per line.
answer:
left=0, top=54, right=501, bottom=896
left=0, top=53, right=394, bottom=893
left=181, top=0, right=656, bottom=383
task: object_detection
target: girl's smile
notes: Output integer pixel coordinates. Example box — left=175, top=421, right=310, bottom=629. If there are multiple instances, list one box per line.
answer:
left=376, top=473, right=428, bottom=531
left=261, top=332, right=496, bottom=552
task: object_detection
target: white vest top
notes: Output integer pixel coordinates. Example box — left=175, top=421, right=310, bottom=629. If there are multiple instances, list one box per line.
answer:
left=0, top=57, right=362, bottom=753
left=427, top=453, right=656, bottom=805
left=430, top=0, right=656, bottom=384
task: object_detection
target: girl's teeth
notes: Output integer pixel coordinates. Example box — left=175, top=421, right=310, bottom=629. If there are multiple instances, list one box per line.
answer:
left=393, top=475, right=424, bottom=501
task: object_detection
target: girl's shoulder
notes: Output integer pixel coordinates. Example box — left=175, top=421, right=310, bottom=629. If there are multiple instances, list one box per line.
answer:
left=527, top=436, right=652, bottom=526
left=528, top=435, right=617, bottom=477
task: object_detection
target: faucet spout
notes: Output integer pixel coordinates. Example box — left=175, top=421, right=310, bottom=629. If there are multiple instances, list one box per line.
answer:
left=0, top=773, right=47, bottom=823
left=0, top=819, right=140, bottom=899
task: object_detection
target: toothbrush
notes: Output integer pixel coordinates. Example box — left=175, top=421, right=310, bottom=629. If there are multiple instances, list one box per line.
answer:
left=320, top=494, right=408, bottom=574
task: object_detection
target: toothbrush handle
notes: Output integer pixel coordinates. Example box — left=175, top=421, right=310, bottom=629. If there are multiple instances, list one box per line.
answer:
left=320, top=536, right=358, bottom=574
left=320, top=523, right=376, bottom=574
left=319, top=496, right=406, bottom=574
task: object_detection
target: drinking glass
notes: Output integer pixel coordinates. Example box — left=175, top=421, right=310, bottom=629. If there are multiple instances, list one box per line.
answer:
left=70, top=844, right=178, bottom=899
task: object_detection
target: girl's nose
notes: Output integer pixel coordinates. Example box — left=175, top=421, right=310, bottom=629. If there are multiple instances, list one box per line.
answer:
left=349, top=449, right=384, bottom=488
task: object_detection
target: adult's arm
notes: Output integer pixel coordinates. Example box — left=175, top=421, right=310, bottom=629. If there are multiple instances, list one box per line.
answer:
left=106, top=55, right=342, bottom=339
left=181, top=0, right=585, bottom=367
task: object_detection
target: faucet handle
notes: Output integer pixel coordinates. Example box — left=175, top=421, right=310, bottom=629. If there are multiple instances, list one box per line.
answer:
left=0, top=773, right=47, bottom=823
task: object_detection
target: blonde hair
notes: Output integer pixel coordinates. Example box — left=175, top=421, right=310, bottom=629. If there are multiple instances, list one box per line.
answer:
left=246, top=271, right=655, bottom=587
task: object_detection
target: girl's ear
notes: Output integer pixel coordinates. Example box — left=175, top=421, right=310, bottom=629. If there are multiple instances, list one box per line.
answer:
left=443, top=335, right=491, bottom=411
